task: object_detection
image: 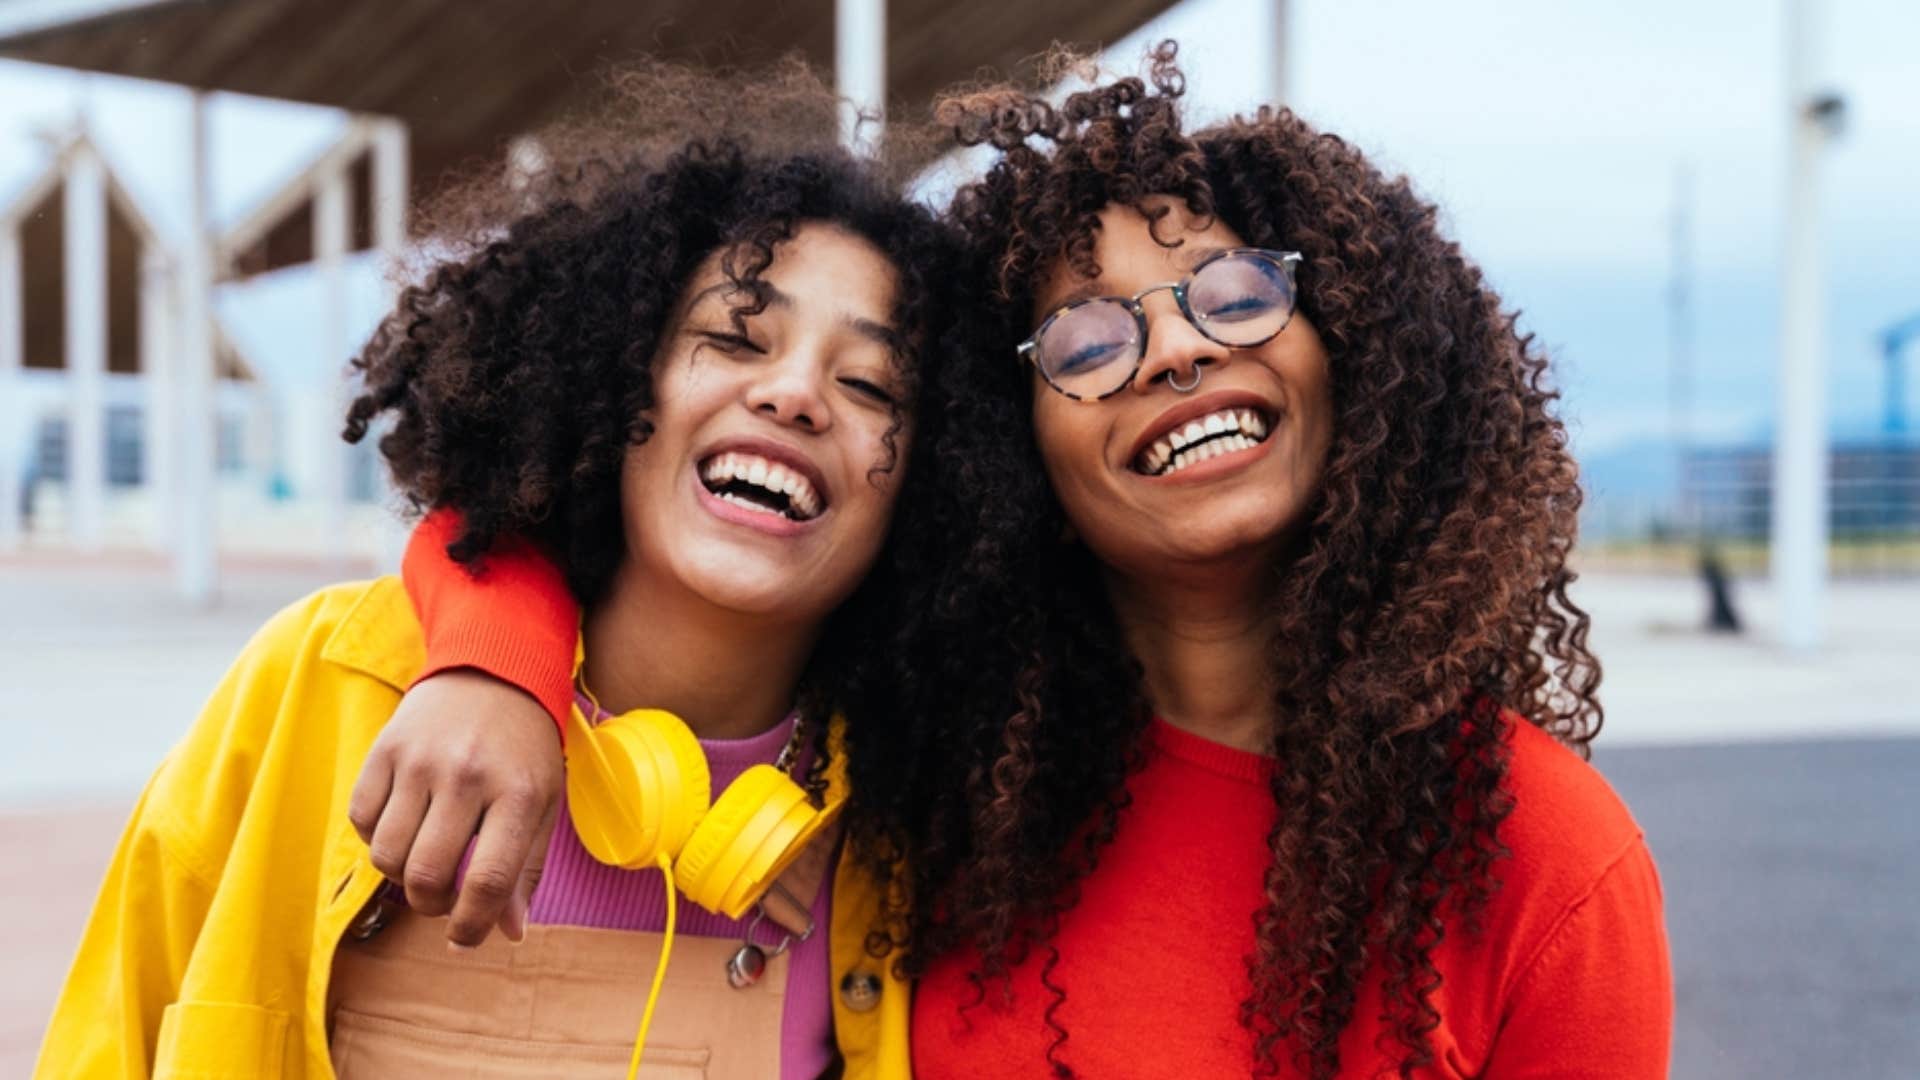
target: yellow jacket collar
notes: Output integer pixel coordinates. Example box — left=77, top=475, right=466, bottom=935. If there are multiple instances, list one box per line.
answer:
left=319, top=576, right=428, bottom=692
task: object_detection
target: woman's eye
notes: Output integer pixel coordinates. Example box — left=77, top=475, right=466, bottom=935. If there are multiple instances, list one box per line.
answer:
left=840, top=377, right=896, bottom=405
left=1201, top=295, right=1275, bottom=321
left=1055, top=341, right=1128, bottom=374
left=694, top=330, right=767, bottom=354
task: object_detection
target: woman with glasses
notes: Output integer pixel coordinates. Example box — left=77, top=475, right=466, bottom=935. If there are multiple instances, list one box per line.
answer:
left=355, top=43, right=1671, bottom=1078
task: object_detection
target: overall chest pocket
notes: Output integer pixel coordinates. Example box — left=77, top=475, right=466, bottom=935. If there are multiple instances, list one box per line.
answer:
left=329, top=1008, right=710, bottom=1079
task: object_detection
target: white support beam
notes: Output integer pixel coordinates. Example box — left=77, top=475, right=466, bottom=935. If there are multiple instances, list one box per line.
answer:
left=369, top=117, right=411, bottom=571
left=176, top=94, right=217, bottom=605
left=371, top=118, right=409, bottom=263
left=314, top=157, right=351, bottom=563
left=1772, top=0, right=1835, bottom=652
left=0, top=158, right=65, bottom=238
left=214, top=120, right=372, bottom=277
left=140, top=245, right=175, bottom=549
left=63, top=139, right=108, bottom=551
left=0, top=222, right=22, bottom=550
left=835, top=0, right=885, bottom=153
left=1268, top=0, right=1292, bottom=108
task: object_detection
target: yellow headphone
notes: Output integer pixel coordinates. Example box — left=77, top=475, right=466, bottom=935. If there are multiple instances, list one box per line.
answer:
left=561, top=698, right=844, bottom=918
left=562, top=662, right=846, bottom=1080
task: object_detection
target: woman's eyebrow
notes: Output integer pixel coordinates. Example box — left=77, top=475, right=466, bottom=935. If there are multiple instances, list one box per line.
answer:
left=1176, top=244, right=1230, bottom=271
left=697, top=280, right=899, bottom=347
left=760, top=284, right=899, bottom=346
left=845, top=314, right=901, bottom=350
left=1046, top=281, right=1110, bottom=310
left=1042, top=249, right=1222, bottom=309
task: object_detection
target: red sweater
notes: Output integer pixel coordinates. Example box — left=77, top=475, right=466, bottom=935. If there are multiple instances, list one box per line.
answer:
left=401, top=512, right=1672, bottom=1077
left=913, top=718, right=1670, bottom=1079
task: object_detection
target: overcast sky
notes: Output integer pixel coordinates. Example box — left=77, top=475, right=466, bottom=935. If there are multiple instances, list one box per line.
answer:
left=2, top=0, right=1914, bottom=455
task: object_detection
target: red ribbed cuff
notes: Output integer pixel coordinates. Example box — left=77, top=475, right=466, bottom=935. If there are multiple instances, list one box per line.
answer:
left=403, top=509, right=579, bottom=745
left=410, top=619, right=576, bottom=745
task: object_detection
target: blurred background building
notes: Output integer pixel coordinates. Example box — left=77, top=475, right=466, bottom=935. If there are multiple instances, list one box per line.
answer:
left=0, top=0, right=1192, bottom=589
left=1, top=1, right=1915, bottom=1077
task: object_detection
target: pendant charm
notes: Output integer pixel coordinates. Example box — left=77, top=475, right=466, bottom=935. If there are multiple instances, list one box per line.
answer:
left=727, top=943, right=768, bottom=989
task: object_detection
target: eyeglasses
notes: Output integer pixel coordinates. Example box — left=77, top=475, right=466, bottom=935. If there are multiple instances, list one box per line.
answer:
left=1016, top=247, right=1304, bottom=402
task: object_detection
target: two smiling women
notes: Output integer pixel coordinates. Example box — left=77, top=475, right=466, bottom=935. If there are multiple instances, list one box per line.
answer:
left=40, top=44, right=1670, bottom=1080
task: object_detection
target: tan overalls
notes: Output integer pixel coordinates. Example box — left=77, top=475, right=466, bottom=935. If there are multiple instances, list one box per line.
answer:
left=326, top=833, right=835, bottom=1079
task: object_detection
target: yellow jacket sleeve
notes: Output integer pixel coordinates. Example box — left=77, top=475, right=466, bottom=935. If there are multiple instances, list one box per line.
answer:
left=34, top=775, right=219, bottom=1078
left=33, top=590, right=329, bottom=1079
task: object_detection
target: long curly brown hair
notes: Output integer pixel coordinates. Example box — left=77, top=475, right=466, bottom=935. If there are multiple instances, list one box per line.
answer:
left=855, top=43, right=1603, bottom=1078
left=342, top=58, right=969, bottom=806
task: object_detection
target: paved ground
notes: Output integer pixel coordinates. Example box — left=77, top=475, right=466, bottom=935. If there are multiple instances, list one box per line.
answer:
left=1575, top=569, right=1920, bottom=747
left=1, top=554, right=1915, bottom=1075
left=1598, top=738, right=1920, bottom=1079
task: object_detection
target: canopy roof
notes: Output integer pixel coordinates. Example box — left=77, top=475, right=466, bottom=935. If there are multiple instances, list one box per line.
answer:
left=1, top=0, right=1175, bottom=194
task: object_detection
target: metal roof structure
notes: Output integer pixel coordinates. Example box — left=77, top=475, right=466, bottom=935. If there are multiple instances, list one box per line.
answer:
left=0, top=0, right=1184, bottom=595
left=1, top=132, right=250, bottom=378
left=0, top=0, right=1177, bottom=202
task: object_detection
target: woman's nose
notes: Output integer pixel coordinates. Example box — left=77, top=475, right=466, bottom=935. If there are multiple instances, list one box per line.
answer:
left=1130, top=293, right=1225, bottom=394
left=746, top=355, right=831, bottom=431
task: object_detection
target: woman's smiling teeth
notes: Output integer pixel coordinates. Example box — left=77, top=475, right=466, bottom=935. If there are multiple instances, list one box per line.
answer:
left=1135, top=408, right=1272, bottom=477
left=700, top=452, right=825, bottom=521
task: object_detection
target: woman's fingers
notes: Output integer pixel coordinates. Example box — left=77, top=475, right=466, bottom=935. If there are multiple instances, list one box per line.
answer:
left=347, top=746, right=395, bottom=845
left=445, top=788, right=545, bottom=947
left=498, top=799, right=559, bottom=943
left=365, top=770, right=430, bottom=885
left=400, top=788, right=483, bottom=919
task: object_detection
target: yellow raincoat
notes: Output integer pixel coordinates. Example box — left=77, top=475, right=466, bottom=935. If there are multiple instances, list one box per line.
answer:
left=33, top=577, right=910, bottom=1079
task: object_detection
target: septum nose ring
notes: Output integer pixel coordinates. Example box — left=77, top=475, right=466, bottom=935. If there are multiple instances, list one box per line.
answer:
left=1168, top=367, right=1204, bottom=393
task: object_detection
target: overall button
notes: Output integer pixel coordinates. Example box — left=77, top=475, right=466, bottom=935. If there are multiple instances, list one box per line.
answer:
left=839, top=970, right=883, bottom=1013
left=346, top=885, right=396, bottom=941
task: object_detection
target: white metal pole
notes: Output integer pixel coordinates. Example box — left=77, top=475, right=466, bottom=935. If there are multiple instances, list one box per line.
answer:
left=1268, top=0, right=1292, bottom=108
left=176, top=94, right=217, bottom=605
left=140, top=245, right=176, bottom=549
left=372, top=120, right=409, bottom=262
left=370, top=118, right=411, bottom=571
left=64, top=139, right=108, bottom=551
left=314, top=160, right=351, bottom=564
left=835, top=0, right=885, bottom=153
left=0, top=222, right=22, bottom=550
left=1670, top=164, right=1693, bottom=534
left=1772, top=0, right=1831, bottom=651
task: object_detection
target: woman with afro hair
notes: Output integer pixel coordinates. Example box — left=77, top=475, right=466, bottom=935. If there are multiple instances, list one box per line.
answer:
left=38, top=61, right=967, bottom=1080
left=346, top=43, right=1672, bottom=1080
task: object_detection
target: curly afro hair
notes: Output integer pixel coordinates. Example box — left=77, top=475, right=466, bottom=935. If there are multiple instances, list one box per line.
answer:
left=854, top=42, right=1604, bottom=1079
left=343, top=57, right=972, bottom=816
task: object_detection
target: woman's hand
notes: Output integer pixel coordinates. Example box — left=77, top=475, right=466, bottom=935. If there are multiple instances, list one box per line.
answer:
left=349, top=669, right=565, bottom=947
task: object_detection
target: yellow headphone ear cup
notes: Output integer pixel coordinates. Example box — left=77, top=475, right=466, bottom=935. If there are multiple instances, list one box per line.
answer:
left=720, top=786, right=845, bottom=918
left=642, top=711, right=713, bottom=860
left=565, top=706, right=711, bottom=870
left=676, top=765, right=834, bottom=919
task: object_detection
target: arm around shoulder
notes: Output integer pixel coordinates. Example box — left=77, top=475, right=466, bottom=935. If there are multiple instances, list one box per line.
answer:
left=401, top=508, right=580, bottom=734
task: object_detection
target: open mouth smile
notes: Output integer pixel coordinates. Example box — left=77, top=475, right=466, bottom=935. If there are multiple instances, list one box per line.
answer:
left=698, top=451, right=826, bottom=522
left=1132, top=406, right=1275, bottom=477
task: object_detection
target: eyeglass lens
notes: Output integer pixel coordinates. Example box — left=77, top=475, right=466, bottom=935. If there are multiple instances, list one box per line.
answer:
left=1033, top=252, right=1295, bottom=398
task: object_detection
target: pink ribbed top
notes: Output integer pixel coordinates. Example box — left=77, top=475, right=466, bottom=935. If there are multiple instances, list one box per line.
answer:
left=529, top=699, right=835, bottom=1080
